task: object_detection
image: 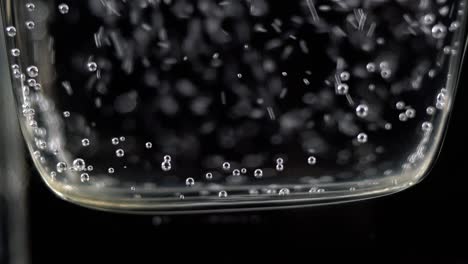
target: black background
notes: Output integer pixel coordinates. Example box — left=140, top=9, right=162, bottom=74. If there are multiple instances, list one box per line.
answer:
left=27, top=67, right=468, bottom=263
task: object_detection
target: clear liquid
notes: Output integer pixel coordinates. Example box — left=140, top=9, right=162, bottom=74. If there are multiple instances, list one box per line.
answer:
left=2, top=0, right=466, bottom=211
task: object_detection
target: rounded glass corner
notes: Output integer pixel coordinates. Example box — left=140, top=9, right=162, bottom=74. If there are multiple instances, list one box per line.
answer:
left=1, top=0, right=467, bottom=213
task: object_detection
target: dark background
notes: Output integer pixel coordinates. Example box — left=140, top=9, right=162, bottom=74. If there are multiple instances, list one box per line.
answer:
left=27, top=69, right=468, bottom=263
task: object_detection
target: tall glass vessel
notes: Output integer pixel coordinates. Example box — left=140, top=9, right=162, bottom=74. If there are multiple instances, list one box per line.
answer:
left=1, top=0, right=467, bottom=213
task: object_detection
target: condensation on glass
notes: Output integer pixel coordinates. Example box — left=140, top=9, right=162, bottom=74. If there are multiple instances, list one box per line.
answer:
left=1, top=0, right=467, bottom=213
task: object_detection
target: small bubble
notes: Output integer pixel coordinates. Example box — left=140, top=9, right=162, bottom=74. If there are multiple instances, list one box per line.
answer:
left=87, top=165, right=93, bottom=171
left=405, top=108, right=416, bottom=119
left=432, top=24, right=447, bottom=39
left=449, top=21, right=460, bottom=32
left=426, top=106, right=436, bottom=115
left=279, top=188, right=290, bottom=196
left=11, top=48, right=20, bottom=57
left=80, top=173, right=90, bottom=183
left=58, top=3, right=70, bottom=14
left=276, top=163, right=284, bottom=171
left=307, top=156, right=317, bottom=165
left=63, top=111, right=70, bottom=117
left=25, top=21, right=35, bottom=30
left=336, top=83, right=349, bottom=95
left=380, top=69, right=392, bottom=79
left=145, top=142, right=152, bottom=149
left=163, top=155, right=171, bottom=162
left=179, top=194, right=185, bottom=200
left=27, top=79, right=36, bottom=87
left=254, top=169, right=263, bottom=178
left=87, top=62, right=98, bottom=72
left=340, top=71, right=350, bottom=81
left=366, top=63, right=376, bottom=72
left=6, top=26, right=16, bottom=37
left=399, top=113, right=408, bottom=122
left=205, top=172, right=213, bottom=180
left=161, top=161, right=171, bottom=171
left=276, top=158, right=284, bottom=164
left=73, top=158, right=86, bottom=171
left=218, top=191, right=228, bottom=198
left=422, top=14, right=436, bottom=25
left=26, top=66, right=39, bottom=78
left=241, top=168, right=247, bottom=174
left=119, top=136, right=126, bottom=142
left=56, top=162, right=67, bottom=173
left=422, top=122, right=433, bottom=132
left=356, top=104, right=369, bottom=118
left=232, top=169, right=241, bottom=176
left=108, top=168, right=115, bottom=174
left=115, top=149, right=125, bottom=157
left=185, top=177, right=195, bottom=187
left=82, top=138, right=90, bottom=146
left=111, top=137, right=119, bottom=145
left=357, top=133, right=368, bottom=144
left=222, top=162, right=231, bottom=170
left=26, top=3, right=36, bottom=11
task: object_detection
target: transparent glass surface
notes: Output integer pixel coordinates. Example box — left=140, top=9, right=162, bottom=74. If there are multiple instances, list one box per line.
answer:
left=1, top=0, right=467, bottom=213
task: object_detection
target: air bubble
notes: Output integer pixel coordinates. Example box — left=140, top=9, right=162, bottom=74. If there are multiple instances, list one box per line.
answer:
left=356, top=104, right=369, bottom=118
left=26, top=66, right=39, bottom=78
left=357, top=133, right=368, bottom=144
left=340, top=71, right=350, bottom=81
left=111, top=138, right=119, bottom=145
left=58, top=3, right=70, bottom=14
left=218, top=191, right=228, bottom=198
left=399, top=113, right=408, bottom=122
left=145, top=142, right=152, bottom=149
left=426, top=107, right=436, bottom=115
left=80, top=173, right=90, bottom=183
left=366, top=63, right=376, bottom=72
left=432, top=24, right=447, bottom=39
left=11, top=49, right=20, bottom=57
left=25, top=21, right=35, bottom=30
left=336, top=83, right=349, bottom=95
left=116, top=149, right=125, bottom=157
left=254, top=169, right=263, bottom=178
left=108, top=168, right=115, bottom=174
left=72, top=158, right=86, bottom=171
left=87, top=62, right=98, bottom=72
left=422, top=122, right=433, bottom=132
left=222, top=162, right=230, bottom=170
left=279, top=188, right=290, bottom=195
left=276, top=163, right=284, bottom=171
left=307, top=156, right=317, bottom=165
left=405, top=108, right=416, bottom=119
left=161, top=161, right=171, bottom=171
left=233, top=169, right=241, bottom=176
left=82, top=138, right=90, bottom=146
left=26, top=3, right=36, bottom=11
left=205, top=172, right=213, bottom=180
left=185, top=177, right=195, bottom=187
left=56, top=162, right=67, bottom=173
left=6, top=26, right=16, bottom=37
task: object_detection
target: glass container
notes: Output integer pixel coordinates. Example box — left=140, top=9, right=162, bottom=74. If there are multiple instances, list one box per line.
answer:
left=1, top=0, right=467, bottom=213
